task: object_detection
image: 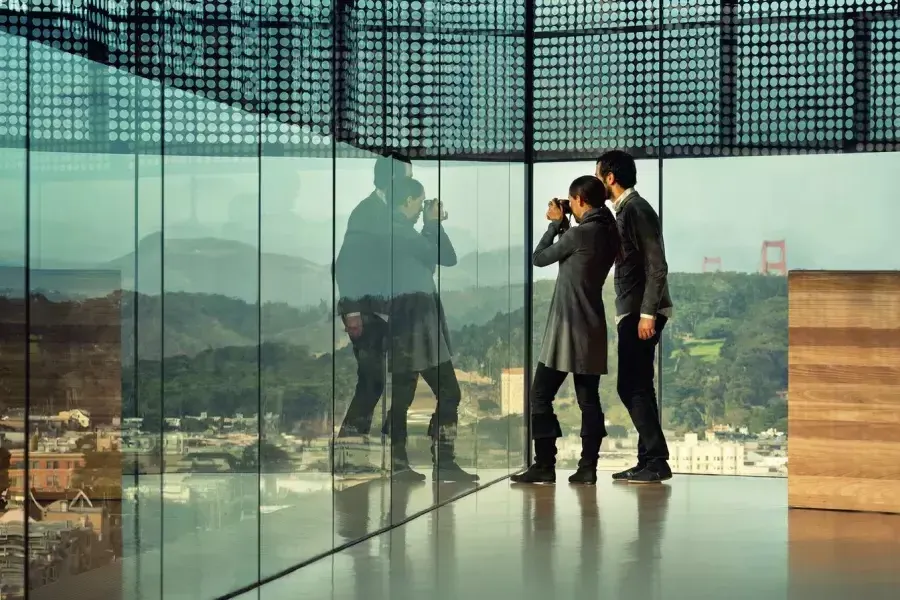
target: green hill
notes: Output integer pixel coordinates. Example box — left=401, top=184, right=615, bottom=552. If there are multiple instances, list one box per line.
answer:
left=8, top=270, right=787, bottom=437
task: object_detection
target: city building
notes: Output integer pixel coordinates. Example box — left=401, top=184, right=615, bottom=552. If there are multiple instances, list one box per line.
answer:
left=6, top=451, right=85, bottom=495
left=500, top=368, right=526, bottom=416
left=670, top=432, right=745, bottom=476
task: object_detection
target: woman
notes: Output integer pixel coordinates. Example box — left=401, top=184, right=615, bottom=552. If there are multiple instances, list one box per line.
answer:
left=512, top=175, right=621, bottom=485
left=382, top=176, right=478, bottom=483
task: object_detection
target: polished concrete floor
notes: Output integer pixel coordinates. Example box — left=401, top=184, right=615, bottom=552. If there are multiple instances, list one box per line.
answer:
left=252, top=474, right=900, bottom=600
left=32, top=471, right=900, bottom=599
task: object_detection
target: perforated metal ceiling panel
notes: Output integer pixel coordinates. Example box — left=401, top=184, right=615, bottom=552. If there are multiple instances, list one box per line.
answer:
left=0, top=1, right=897, bottom=160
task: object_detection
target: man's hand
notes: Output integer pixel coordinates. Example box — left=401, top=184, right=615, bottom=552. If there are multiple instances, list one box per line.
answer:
left=343, top=314, right=364, bottom=340
left=637, top=316, right=656, bottom=341
left=546, top=199, right=564, bottom=221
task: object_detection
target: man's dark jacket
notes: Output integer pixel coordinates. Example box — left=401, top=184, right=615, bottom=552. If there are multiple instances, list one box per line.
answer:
left=335, top=191, right=392, bottom=316
left=613, top=191, right=673, bottom=317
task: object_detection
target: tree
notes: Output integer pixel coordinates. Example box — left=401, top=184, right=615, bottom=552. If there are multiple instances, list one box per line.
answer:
left=71, top=451, right=122, bottom=500
left=240, top=440, right=295, bottom=474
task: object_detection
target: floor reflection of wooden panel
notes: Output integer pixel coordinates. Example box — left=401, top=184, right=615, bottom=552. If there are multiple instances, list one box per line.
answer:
left=789, top=508, right=900, bottom=599
left=788, top=271, right=900, bottom=514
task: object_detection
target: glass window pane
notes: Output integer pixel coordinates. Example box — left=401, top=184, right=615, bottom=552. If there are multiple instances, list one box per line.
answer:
left=332, top=147, right=394, bottom=543
left=660, top=153, right=900, bottom=478
left=160, top=89, right=261, bottom=596
left=25, top=37, right=136, bottom=598
left=532, top=160, right=659, bottom=474
left=258, top=131, right=336, bottom=575
left=0, top=29, right=27, bottom=600
left=507, top=163, right=528, bottom=473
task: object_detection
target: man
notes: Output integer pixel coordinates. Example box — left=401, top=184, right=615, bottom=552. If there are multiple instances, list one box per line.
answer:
left=0, top=436, right=9, bottom=510
left=333, top=152, right=412, bottom=474
left=596, top=150, right=674, bottom=484
left=511, top=175, right=620, bottom=485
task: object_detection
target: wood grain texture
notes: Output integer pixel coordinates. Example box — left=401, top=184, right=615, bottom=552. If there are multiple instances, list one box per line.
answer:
left=789, top=271, right=900, bottom=514
left=789, top=507, right=900, bottom=582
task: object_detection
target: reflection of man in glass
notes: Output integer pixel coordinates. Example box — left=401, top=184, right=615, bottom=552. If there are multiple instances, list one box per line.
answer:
left=596, top=150, right=674, bottom=484
left=334, top=152, right=412, bottom=473
left=0, top=436, right=9, bottom=510
left=385, top=177, right=478, bottom=483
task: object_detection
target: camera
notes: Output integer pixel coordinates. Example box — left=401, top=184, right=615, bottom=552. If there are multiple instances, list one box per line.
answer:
left=554, top=198, right=572, bottom=215
left=423, top=198, right=445, bottom=221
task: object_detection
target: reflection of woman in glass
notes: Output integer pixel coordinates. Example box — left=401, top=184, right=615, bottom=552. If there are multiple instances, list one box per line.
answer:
left=513, top=176, right=620, bottom=485
left=383, top=177, right=478, bottom=483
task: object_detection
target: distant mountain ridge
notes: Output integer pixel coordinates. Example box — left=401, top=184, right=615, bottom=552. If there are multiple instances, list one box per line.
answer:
left=109, top=235, right=525, bottom=306
left=108, top=234, right=333, bottom=308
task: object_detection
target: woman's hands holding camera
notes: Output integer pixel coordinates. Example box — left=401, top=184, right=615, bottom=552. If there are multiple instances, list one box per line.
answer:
left=424, top=198, right=448, bottom=222
left=546, top=199, right=565, bottom=221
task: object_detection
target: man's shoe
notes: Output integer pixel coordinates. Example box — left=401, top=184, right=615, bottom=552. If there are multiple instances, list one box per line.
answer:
left=568, top=467, right=597, bottom=485
left=335, top=437, right=381, bottom=476
left=392, top=462, right=427, bottom=482
left=511, top=464, right=556, bottom=485
left=612, top=465, right=644, bottom=481
left=627, top=466, right=673, bottom=484
left=434, top=462, right=479, bottom=483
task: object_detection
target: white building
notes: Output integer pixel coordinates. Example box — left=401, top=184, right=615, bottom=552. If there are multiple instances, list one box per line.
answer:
left=58, top=409, right=91, bottom=429
left=500, top=368, right=525, bottom=416
left=670, top=432, right=745, bottom=475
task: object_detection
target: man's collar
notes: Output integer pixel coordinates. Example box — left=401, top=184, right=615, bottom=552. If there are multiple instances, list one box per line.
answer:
left=374, top=188, right=386, bottom=202
left=613, top=188, right=636, bottom=212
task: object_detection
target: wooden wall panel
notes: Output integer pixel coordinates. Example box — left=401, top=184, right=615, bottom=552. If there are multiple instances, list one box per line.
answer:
left=789, top=270, right=900, bottom=513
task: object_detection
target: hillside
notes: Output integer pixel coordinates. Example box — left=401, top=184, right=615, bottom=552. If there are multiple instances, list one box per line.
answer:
left=438, top=246, right=527, bottom=291
left=122, top=271, right=787, bottom=437
left=118, top=281, right=527, bottom=362
left=109, top=235, right=523, bottom=308
left=7, top=269, right=788, bottom=436
left=454, top=272, right=788, bottom=434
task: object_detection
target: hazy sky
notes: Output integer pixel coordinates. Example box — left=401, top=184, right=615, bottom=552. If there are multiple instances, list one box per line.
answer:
left=4, top=148, right=899, bottom=278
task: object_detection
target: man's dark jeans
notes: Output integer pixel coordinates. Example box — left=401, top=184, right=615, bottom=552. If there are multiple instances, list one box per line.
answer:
left=617, top=313, right=669, bottom=470
left=337, top=314, right=388, bottom=438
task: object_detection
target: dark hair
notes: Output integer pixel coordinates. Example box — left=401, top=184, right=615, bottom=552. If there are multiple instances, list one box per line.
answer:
left=596, top=150, right=637, bottom=189
left=374, top=152, right=412, bottom=190
left=568, top=175, right=608, bottom=207
left=569, top=175, right=623, bottom=263
left=391, top=176, right=425, bottom=209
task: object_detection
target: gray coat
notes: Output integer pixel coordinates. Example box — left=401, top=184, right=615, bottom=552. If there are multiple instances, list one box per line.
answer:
left=388, top=212, right=457, bottom=374
left=533, top=208, right=619, bottom=375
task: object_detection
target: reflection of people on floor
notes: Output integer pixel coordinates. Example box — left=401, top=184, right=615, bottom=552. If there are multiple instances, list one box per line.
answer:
left=618, top=484, right=671, bottom=600
left=334, top=153, right=413, bottom=475
left=522, top=486, right=557, bottom=598
left=382, top=177, right=477, bottom=483
left=575, top=485, right=601, bottom=597
left=335, top=477, right=427, bottom=600
left=334, top=477, right=426, bottom=543
left=427, top=480, right=478, bottom=599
